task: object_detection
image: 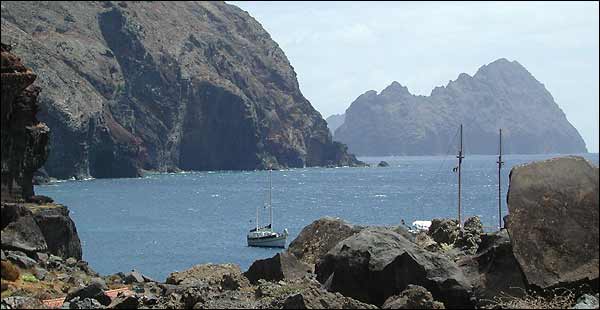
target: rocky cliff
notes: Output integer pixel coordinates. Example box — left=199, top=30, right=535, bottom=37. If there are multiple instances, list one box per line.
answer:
left=0, top=1, right=360, bottom=179
left=334, top=59, right=588, bottom=155
left=1, top=43, right=49, bottom=202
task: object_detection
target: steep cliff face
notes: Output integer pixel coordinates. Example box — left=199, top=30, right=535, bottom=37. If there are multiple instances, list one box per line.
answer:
left=1, top=1, right=360, bottom=179
left=335, top=59, right=588, bottom=156
left=1, top=43, right=49, bottom=202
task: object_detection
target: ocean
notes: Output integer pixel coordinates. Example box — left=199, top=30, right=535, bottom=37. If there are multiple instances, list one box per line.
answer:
left=36, top=153, right=599, bottom=281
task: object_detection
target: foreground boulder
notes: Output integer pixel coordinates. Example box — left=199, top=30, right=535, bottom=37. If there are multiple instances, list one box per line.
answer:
left=244, top=251, right=311, bottom=284
left=315, top=227, right=473, bottom=308
left=1, top=203, right=82, bottom=260
left=64, top=280, right=111, bottom=306
left=457, top=229, right=526, bottom=306
left=287, top=217, right=363, bottom=266
left=506, top=156, right=599, bottom=289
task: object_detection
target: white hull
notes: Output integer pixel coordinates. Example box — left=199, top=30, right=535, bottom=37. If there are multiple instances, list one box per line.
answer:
left=247, top=233, right=287, bottom=248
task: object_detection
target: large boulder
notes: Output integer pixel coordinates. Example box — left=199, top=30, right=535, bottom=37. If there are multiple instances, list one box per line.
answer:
left=287, top=217, right=363, bottom=266
left=64, top=280, right=111, bottom=306
left=1, top=204, right=48, bottom=253
left=506, top=156, right=599, bottom=289
left=315, top=227, right=473, bottom=308
left=244, top=251, right=312, bottom=284
left=166, top=263, right=249, bottom=290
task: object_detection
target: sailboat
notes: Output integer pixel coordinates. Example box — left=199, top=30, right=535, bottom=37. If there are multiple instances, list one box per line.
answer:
left=247, top=166, right=288, bottom=248
left=497, top=128, right=504, bottom=230
left=411, top=124, right=464, bottom=231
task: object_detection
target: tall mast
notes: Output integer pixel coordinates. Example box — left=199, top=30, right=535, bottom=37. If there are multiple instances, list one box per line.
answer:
left=269, top=166, right=273, bottom=228
left=497, top=128, right=504, bottom=230
left=457, top=124, right=464, bottom=227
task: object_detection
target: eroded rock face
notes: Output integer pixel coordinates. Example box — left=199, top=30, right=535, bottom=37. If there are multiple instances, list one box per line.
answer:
left=335, top=60, right=588, bottom=156
left=1, top=2, right=361, bottom=179
left=315, top=227, right=473, bottom=308
left=0, top=43, right=49, bottom=202
left=287, top=217, right=363, bottom=266
left=506, top=156, right=599, bottom=289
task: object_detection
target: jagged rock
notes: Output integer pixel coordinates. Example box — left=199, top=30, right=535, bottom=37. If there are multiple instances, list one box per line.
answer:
left=378, top=161, right=390, bottom=167
left=166, top=263, right=249, bottom=289
left=335, top=60, right=587, bottom=156
left=1, top=2, right=361, bottom=180
left=571, top=294, right=599, bottom=309
left=428, top=219, right=459, bottom=245
left=244, top=251, right=312, bottom=284
left=315, top=227, right=473, bottom=308
left=0, top=250, right=5, bottom=260
left=25, top=195, right=53, bottom=204
left=381, top=285, right=445, bottom=309
left=123, top=270, right=145, bottom=284
left=1, top=296, right=44, bottom=309
left=5, top=251, right=36, bottom=269
left=62, top=297, right=104, bottom=309
left=506, top=156, right=599, bottom=289
left=287, top=217, right=363, bottom=266
left=65, top=280, right=111, bottom=306
left=457, top=229, right=526, bottom=306
left=259, top=278, right=378, bottom=309
left=455, top=216, right=484, bottom=254
left=0, top=43, right=49, bottom=201
left=108, top=293, right=139, bottom=309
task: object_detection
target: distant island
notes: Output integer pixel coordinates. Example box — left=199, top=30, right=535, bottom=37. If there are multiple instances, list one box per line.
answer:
left=332, top=59, right=588, bottom=156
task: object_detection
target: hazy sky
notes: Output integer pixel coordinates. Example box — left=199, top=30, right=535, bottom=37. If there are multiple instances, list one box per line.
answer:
left=231, top=1, right=599, bottom=153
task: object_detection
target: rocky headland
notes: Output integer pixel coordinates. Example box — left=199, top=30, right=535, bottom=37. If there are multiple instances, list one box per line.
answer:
left=334, top=59, right=588, bottom=156
left=0, top=1, right=361, bottom=180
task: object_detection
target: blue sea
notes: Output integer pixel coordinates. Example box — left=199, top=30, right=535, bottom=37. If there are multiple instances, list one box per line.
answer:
left=36, top=153, right=599, bottom=281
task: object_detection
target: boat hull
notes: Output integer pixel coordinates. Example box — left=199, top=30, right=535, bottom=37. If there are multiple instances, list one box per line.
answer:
left=247, top=234, right=287, bottom=248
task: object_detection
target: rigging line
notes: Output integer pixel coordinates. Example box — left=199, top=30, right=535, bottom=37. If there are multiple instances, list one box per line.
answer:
left=417, top=127, right=460, bottom=219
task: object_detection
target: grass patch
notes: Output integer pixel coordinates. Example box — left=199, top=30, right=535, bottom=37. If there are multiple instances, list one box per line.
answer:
left=482, top=287, right=576, bottom=309
left=21, top=274, right=39, bottom=283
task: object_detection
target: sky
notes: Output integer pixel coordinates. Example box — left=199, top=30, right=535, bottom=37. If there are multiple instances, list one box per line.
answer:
left=231, top=1, right=599, bottom=153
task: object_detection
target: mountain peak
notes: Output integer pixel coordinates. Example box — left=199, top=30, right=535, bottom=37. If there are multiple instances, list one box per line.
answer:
left=380, top=81, right=411, bottom=97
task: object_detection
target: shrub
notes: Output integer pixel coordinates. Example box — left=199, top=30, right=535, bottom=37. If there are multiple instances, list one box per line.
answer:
left=21, top=273, right=38, bottom=283
left=1, top=261, right=20, bottom=282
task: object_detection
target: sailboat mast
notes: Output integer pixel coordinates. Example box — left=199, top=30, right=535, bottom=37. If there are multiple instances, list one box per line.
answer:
left=269, top=166, right=273, bottom=228
left=457, top=124, right=464, bottom=227
left=497, top=128, right=504, bottom=230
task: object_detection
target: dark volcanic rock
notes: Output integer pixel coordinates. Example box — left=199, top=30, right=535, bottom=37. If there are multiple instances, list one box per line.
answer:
left=335, top=61, right=588, bottom=156
left=244, top=251, right=312, bottom=284
left=506, top=156, right=599, bottom=289
left=1, top=204, right=47, bottom=253
left=378, top=161, right=390, bottom=167
left=287, top=217, right=363, bottom=266
left=457, top=229, right=526, bottom=306
left=65, top=280, right=111, bottom=306
left=1, top=1, right=361, bottom=179
left=0, top=43, right=49, bottom=201
left=315, top=227, right=473, bottom=308
left=31, top=204, right=82, bottom=260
